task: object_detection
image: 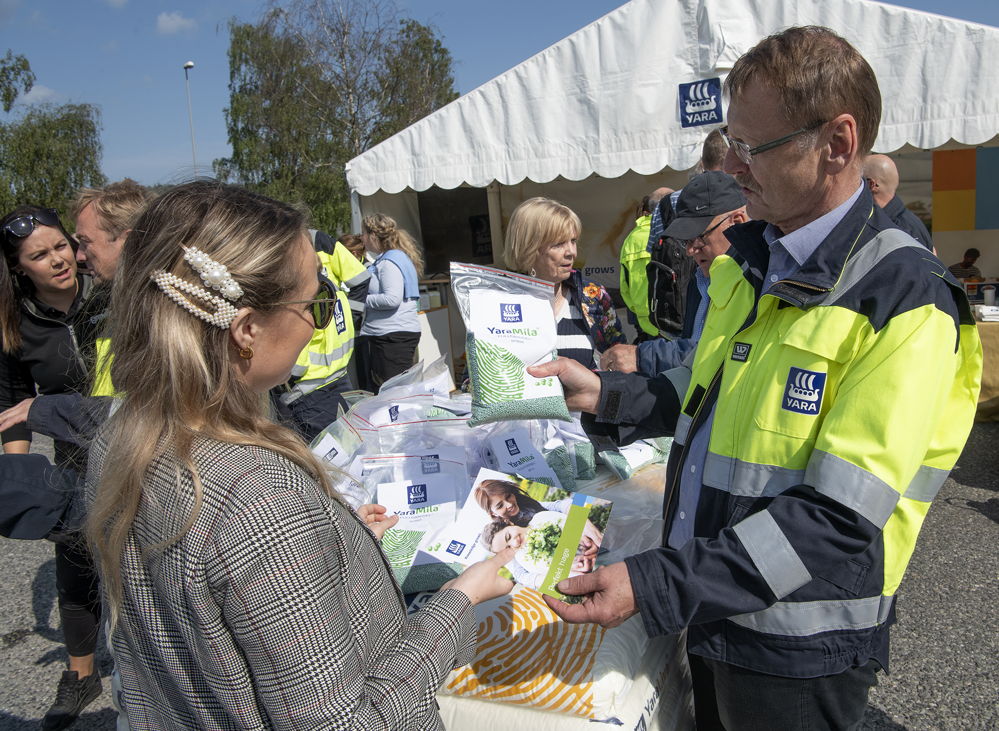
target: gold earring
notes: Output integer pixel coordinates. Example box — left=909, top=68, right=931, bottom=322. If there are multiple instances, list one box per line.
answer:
left=238, top=346, right=254, bottom=360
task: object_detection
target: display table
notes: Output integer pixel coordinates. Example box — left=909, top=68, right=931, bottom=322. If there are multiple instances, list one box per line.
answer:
left=976, top=321, right=999, bottom=422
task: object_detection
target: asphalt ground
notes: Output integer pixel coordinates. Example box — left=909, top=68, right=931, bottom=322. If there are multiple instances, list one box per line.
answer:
left=1, top=426, right=997, bottom=730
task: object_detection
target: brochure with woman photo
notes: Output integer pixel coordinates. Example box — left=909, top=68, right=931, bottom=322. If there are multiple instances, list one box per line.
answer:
left=425, top=469, right=613, bottom=601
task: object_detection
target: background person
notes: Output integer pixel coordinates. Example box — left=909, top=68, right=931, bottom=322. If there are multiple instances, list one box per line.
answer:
left=603, top=172, right=748, bottom=375
left=0, top=205, right=105, bottom=730
left=85, top=180, right=514, bottom=730
left=503, top=197, right=626, bottom=368
left=619, top=191, right=666, bottom=341
left=271, top=230, right=370, bottom=441
left=357, top=213, right=424, bottom=391
left=863, top=154, right=933, bottom=251
left=949, top=247, right=983, bottom=280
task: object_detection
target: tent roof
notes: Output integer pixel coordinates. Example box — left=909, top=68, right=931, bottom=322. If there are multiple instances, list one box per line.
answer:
left=346, top=0, right=999, bottom=196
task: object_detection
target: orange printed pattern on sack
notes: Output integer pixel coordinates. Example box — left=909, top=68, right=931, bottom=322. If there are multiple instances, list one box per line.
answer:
left=446, top=588, right=606, bottom=717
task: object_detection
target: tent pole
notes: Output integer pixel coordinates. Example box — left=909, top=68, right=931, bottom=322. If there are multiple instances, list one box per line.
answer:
left=487, top=181, right=505, bottom=269
left=350, top=188, right=362, bottom=236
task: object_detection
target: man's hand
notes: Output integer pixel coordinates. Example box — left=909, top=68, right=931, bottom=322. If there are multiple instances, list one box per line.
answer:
left=601, top=344, right=639, bottom=374
left=542, top=561, right=639, bottom=628
left=0, top=398, right=33, bottom=433
left=356, top=503, right=399, bottom=540
left=528, top=358, right=601, bottom=414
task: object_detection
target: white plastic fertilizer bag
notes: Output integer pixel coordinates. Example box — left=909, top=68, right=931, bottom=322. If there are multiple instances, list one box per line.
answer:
left=450, top=263, right=571, bottom=427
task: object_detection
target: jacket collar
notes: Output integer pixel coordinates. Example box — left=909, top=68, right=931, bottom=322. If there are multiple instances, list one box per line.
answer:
left=21, top=273, right=94, bottom=319
left=722, top=185, right=885, bottom=309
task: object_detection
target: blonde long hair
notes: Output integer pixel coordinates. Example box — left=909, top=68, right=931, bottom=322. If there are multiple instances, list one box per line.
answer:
left=503, top=197, right=580, bottom=275
left=85, top=180, right=339, bottom=628
left=362, top=213, right=425, bottom=278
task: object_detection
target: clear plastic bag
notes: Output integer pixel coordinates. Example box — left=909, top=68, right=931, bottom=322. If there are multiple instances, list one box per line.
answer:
left=450, top=263, right=571, bottom=426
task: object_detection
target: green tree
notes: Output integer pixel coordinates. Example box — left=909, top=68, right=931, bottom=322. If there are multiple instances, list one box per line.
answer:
left=214, top=15, right=348, bottom=232
left=214, top=3, right=458, bottom=233
left=372, top=19, right=458, bottom=145
left=0, top=102, right=107, bottom=219
left=0, top=50, right=35, bottom=113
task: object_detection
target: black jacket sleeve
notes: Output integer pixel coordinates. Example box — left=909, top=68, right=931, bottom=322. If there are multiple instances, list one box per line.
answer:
left=26, top=394, right=113, bottom=447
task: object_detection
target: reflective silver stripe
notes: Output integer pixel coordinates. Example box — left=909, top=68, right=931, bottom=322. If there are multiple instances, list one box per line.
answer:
left=344, top=270, right=371, bottom=288
left=823, top=229, right=924, bottom=308
left=308, top=342, right=352, bottom=367
left=280, top=370, right=348, bottom=404
left=728, top=594, right=895, bottom=637
left=290, top=364, right=308, bottom=378
left=675, top=412, right=692, bottom=447
left=733, top=510, right=812, bottom=599
left=663, top=364, right=691, bottom=404
left=702, top=452, right=805, bottom=497
left=739, top=259, right=763, bottom=281
left=349, top=299, right=365, bottom=313
left=681, top=343, right=697, bottom=370
left=903, top=465, right=949, bottom=503
left=806, top=450, right=899, bottom=528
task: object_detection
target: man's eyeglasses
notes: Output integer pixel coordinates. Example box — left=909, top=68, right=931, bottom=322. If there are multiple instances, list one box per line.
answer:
left=277, top=277, right=336, bottom=330
left=686, top=213, right=733, bottom=251
left=720, top=120, right=826, bottom=165
left=2, top=208, right=61, bottom=245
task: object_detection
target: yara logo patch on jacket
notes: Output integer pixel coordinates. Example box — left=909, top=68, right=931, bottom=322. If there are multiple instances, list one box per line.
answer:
left=782, top=367, right=826, bottom=414
left=500, top=303, right=522, bottom=322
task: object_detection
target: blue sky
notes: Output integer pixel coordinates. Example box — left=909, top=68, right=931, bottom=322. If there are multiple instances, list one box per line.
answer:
left=1, top=0, right=996, bottom=186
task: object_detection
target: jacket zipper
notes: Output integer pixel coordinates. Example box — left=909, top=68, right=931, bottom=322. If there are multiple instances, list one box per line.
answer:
left=660, top=364, right=723, bottom=545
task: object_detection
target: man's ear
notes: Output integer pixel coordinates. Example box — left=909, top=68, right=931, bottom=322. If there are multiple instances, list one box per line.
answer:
left=730, top=207, right=750, bottom=224
left=824, top=113, right=860, bottom=175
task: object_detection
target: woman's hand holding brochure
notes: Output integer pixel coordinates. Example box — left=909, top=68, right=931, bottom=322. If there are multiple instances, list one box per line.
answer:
left=444, top=547, right=516, bottom=606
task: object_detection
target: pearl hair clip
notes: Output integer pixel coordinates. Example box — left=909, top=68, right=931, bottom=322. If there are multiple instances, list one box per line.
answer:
left=183, top=247, right=244, bottom=300
left=149, top=247, right=244, bottom=329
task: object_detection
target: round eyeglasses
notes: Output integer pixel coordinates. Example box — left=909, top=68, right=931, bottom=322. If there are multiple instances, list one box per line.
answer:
left=685, top=213, right=733, bottom=251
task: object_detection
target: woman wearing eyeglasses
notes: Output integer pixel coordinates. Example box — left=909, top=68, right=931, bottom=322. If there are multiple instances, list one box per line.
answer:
left=85, top=181, right=513, bottom=729
left=0, top=205, right=108, bottom=728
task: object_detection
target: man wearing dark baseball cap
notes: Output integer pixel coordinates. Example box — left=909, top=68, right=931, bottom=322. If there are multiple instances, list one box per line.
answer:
left=603, top=171, right=748, bottom=375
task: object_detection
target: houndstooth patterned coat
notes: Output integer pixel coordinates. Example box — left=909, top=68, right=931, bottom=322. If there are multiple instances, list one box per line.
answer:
left=87, top=436, right=476, bottom=730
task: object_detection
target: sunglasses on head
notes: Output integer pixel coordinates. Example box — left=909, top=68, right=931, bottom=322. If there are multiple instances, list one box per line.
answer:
left=3, top=208, right=62, bottom=245
left=277, top=276, right=337, bottom=330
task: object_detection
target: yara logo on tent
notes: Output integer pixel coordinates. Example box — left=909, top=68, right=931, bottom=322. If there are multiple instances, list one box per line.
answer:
left=501, top=303, right=522, bottom=322
left=407, top=484, right=427, bottom=505
left=782, top=367, right=827, bottom=414
left=679, top=78, right=722, bottom=128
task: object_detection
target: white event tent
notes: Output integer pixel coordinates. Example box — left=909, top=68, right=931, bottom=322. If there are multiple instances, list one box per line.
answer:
left=345, top=0, right=999, bottom=293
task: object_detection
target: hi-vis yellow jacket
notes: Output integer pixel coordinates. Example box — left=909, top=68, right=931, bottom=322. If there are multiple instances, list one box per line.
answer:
left=279, top=231, right=370, bottom=405
left=595, top=190, right=981, bottom=677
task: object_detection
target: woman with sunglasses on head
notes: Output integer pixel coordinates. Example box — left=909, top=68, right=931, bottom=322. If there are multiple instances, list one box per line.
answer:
left=0, top=205, right=108, bottom=729
left=358, top=213, right=424, bottom=392
left=85, top=180, right=513, bottom=730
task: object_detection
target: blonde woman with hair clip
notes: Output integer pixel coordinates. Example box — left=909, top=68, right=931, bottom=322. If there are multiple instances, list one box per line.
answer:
left=358, top=212, right=424, bottom=391
left=85, top=180, right=514, bottom=730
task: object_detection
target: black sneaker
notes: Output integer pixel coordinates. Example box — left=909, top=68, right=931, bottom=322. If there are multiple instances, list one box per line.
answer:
left=42, top=670, right=103, bottom=731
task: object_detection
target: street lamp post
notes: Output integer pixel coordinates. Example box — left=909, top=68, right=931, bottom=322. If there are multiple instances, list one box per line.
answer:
left=183, top=61, right=197, bottom=178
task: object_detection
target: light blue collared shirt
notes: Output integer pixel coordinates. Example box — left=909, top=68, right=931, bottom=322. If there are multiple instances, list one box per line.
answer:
left=667, top=182, right=865, bottom=550
left=762, top=183, right=865, bottom=289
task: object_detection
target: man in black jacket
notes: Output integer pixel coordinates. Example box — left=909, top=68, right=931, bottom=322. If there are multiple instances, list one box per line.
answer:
left=863, top=154, right=933, bottom=251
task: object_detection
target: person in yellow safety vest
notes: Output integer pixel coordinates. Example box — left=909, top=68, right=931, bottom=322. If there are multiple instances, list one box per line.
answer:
left=620, top=189, right=672, bottom=341
left=530, top=27, right=982, bottom=730
left=271, top=229, right=370, bottom=442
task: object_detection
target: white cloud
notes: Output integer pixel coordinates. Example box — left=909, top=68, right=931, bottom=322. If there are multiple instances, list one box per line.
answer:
left=156, top=11, right=198, bottom=36
left=0, top=0, right=20, bottom=25
left=104, top=0, right=128, bottom=7
left=18, top=84, right=58, bottom=105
